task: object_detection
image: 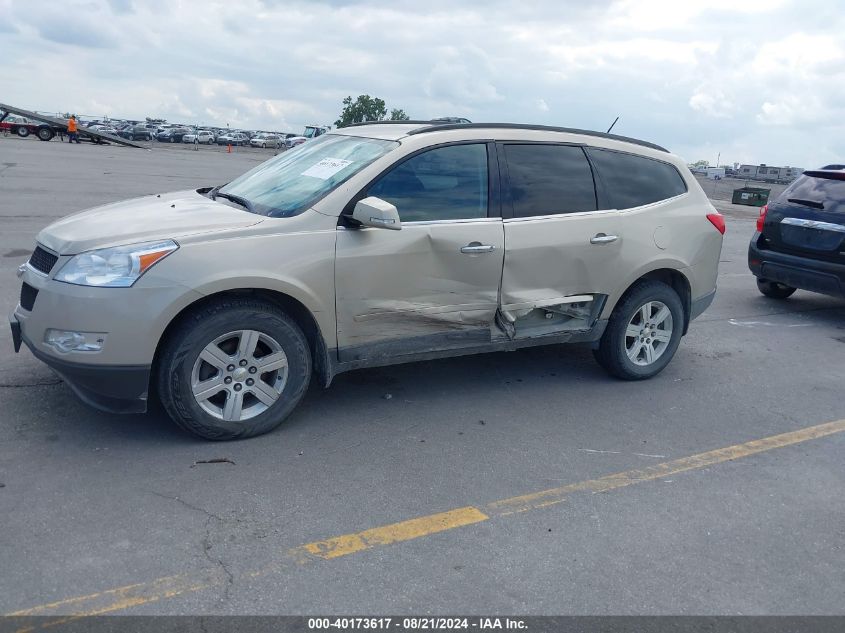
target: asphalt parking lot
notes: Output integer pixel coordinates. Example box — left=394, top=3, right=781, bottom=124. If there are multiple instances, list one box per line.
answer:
left=1, top=137, right=844, bottom=618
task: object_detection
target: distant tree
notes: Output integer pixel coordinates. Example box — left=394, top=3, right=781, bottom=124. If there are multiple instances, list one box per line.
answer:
left=335, top=95, right=387, bottom=128
left=690, top=159, right=710, bottom=169
left=389, top=108, right=410, bottom=121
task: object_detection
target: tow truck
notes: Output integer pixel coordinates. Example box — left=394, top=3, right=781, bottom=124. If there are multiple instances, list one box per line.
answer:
left=0, top=102, right=144, bottom=148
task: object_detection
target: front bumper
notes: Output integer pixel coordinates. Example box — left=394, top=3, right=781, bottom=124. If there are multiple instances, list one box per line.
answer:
left=10, top=312, right=150, bottom=414
left=748, top=234, right=845, bottom=298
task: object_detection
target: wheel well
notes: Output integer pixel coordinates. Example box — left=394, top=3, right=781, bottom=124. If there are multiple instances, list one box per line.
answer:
left=152, top=289, right=331, bottom=394
left=631, top=269, right=692, bottom=334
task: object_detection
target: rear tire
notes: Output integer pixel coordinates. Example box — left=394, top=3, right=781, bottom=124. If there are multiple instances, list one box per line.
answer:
left=37, top=127, right=54, bottom=141
left=593, top=280, right=684, bottom=380
left=157, top=299, right=312, bottom=440
left=16, top=126, right=29, bottom=138
left=756, top=278, right=796, bottom=299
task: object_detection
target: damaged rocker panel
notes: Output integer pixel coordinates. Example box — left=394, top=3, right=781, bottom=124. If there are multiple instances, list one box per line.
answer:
left=497, top=294, right=607, bottom=340
left=332, top=319, right=609, bottom=373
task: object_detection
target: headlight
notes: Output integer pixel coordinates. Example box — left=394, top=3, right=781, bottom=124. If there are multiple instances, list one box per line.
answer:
left=54, top=240, right=178, bottom=287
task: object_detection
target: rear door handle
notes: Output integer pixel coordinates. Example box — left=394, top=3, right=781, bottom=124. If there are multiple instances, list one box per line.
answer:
left=461, top=243, right=496, bottom=254
left=590, top=233, right=618, bottom=244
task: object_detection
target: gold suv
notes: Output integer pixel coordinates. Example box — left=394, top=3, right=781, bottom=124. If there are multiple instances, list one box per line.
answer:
left=11, top=122, right=725, bottom=439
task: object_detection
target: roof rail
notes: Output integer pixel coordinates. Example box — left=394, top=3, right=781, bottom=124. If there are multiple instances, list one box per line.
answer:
left=344, top=120, right=442, bottom=128
left=406, top=122, right=668, bottom=153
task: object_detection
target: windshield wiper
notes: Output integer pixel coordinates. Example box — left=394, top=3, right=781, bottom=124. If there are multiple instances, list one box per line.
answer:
left=214, top=191, right=255, bottom=213
left=788, top=198, right=824, bottom=210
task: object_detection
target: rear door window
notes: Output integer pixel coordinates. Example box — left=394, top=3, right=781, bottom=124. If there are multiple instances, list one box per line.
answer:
left=587, top=148, right=687, bottom=210
left=503, top=144, right=597, bottom=217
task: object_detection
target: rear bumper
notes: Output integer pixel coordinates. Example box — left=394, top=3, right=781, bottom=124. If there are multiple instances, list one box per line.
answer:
left=10, top=313, right=150, bottom=414
left=748, top=234, right=845, bottom=298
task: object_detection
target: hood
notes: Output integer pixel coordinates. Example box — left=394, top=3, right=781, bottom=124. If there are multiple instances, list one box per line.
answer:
left=37, top=189, right=264, bottom=254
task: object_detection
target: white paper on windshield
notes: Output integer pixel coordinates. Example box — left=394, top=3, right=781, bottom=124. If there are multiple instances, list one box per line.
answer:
left=301, top=158, right=353, bottom=180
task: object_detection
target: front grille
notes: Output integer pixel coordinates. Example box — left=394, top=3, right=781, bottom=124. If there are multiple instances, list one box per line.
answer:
left=20, top=283, right=38, bottom=311
left=29, top=246, right=59, bottom=275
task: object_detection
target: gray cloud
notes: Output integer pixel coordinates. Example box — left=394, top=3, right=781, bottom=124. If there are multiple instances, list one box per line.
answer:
left=37, top=21, right=118, bottom=49
left=1, top=0, right=843, bottom=167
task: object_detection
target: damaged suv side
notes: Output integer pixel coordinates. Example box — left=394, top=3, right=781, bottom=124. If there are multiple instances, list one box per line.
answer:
left=11, top=122, right=724, bottom=440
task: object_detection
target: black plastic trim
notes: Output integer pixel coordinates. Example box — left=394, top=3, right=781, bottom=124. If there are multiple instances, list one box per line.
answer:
left=690, top=289, right=716, bottom=321
left=21, top=332, right=150, bottom=414
left=9, top=313, right=22, bottom=352
left=344, top=120, right=450, bottom=128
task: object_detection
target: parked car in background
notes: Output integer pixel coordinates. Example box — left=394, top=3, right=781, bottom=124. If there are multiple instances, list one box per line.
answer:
left=431, top=117, right=472, bottom=124
left=250, top=133, right=282, bottom=149
left=217, top=132, right=249, bottom=146
left=0, top=114, right=39, bottom=138
left=129, top=125, right=154, bottom=141
left=183, top=130, right=215, bottom=144
left=749, top=167, right=845, bottom=300
left=285, top=125, right=330, bottom=148
left=157, top=127, right=190, bottom=143
left=11, top=122, right=723, bottom=440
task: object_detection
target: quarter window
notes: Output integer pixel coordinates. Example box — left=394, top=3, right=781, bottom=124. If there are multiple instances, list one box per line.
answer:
left=367, top=144, right=488, bottom=222
left=587, top=148, right=687, bottom=210
left=504, top=144, right=597, bottom=217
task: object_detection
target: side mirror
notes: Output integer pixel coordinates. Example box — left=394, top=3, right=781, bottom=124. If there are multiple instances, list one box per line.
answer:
left=352, top=196, right=402, bottom=230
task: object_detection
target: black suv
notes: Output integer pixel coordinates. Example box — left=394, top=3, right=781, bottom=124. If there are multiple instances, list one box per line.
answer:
left=157, top=127, right=190, bottom=143
left=748, top=167, right=845, bottom=299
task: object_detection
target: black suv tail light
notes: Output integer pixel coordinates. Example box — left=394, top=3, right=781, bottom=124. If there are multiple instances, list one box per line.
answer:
left=756, top=204, right=768, bottom=233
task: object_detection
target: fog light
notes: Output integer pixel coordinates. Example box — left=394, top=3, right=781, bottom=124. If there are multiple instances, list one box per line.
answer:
left=44, top=329, right=106, bottom=353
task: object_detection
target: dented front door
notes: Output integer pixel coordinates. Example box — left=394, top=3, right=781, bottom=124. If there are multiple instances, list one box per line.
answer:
left=335, top=219, right=504, bottom=362
left=335, top=142, right=503, bottom=362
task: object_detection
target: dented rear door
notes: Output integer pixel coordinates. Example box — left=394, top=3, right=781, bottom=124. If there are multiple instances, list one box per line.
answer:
left=499, top=143, right=622, bottom=336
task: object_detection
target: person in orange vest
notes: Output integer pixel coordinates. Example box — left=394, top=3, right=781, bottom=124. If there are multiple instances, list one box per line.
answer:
left=67, top=115, right=80, bottom=144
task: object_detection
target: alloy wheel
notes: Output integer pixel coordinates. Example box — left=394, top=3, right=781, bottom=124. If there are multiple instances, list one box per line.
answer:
left=625, top=301, right=674, bottom=366
left=191, top=330, right=289, bottom=421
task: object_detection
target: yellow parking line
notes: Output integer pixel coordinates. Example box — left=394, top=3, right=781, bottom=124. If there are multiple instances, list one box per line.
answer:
left=302, top=507, right=489, bottom=559
left=8, top=418, right=845, bottom=623
left=486, top=418, right=845, bottom=516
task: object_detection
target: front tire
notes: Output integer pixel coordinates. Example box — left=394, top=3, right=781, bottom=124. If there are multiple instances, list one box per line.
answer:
left=17, top=126, right=30, bottom=138
left=756, top=278, right=796, bottom=299
left=593, top=280, right=684, bottom=380
left=157, top=299, right=312, bottom=440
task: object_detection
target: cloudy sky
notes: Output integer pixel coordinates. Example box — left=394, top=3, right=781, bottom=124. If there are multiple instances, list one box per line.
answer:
left=1, top=0, right=843, bottom=167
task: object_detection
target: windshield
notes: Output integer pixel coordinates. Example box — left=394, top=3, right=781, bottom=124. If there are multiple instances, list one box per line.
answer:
left=219, top=133, right=398, bottom=217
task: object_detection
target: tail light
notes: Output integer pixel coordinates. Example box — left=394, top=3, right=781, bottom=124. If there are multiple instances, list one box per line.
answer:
left=756, top=204, right=768, bottom=232
left=706, top=212, right=726, bottom=235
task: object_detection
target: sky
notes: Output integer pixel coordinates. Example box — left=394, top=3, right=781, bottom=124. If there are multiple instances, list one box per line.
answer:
left=1, top=0, right=843, bottom=168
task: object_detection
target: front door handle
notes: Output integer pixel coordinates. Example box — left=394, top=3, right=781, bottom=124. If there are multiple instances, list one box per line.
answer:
left=461, top=243, right=496, bottom=254
left=590, top=233, right=618, bottom=244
